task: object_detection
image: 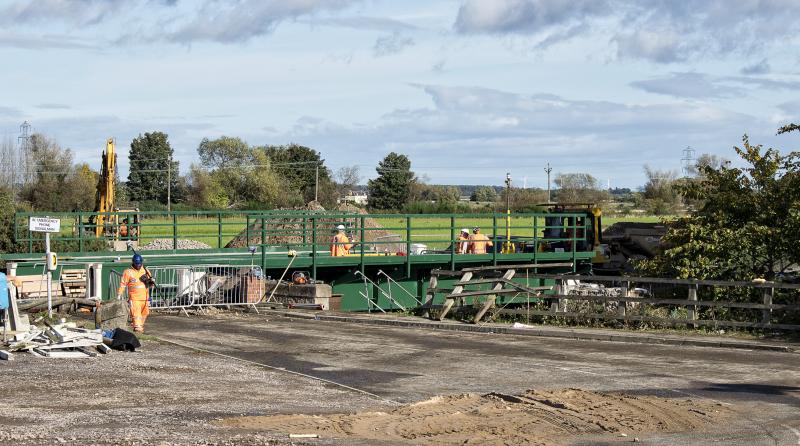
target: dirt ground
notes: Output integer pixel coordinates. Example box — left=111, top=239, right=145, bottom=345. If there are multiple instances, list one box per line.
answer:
left=222, top=388, right=731, bottom=445
left=1, top=311, right=798, bottom=445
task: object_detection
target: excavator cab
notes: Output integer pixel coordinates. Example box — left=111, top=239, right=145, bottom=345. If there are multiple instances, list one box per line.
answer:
left=539, top=203, right=603, bottom=259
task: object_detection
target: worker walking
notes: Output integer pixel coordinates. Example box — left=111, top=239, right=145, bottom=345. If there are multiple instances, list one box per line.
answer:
left=330, top=224, right=353, bottom=257
left=457, top=228, right=470, bottom=254
left=468, top=227, right=494, bottom=254
left=116, top=253, right=153, bottom=333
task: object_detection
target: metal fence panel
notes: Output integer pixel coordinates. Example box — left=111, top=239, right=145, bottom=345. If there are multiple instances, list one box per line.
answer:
left=108, top=265, right=264, bottom=310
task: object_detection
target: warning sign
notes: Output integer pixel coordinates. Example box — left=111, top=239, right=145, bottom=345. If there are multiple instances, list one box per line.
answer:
left=29, top=217, right=61, bottom=233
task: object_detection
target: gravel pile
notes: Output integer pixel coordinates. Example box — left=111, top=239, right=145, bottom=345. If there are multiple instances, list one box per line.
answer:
left=139, top=238, right=212, bottom=250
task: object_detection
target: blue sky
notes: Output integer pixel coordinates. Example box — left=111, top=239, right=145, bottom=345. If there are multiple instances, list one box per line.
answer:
left=1, top=0, right=798, bottom=188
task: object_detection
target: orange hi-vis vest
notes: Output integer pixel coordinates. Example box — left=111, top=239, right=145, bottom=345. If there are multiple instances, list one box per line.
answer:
left=117, top=267, right=150, bottom=302
left=330, top=232, right=353, bottom=257
left=457, top=234, right=469, bottom=254
left=469, top=233, right=493, bottom=254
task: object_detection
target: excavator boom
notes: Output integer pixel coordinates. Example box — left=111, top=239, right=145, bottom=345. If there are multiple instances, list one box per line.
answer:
left=94, top=138, right=116, bottom=236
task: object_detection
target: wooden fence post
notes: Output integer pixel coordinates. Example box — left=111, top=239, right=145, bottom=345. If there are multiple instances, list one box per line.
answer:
left=762, top=285, right=774, bottom=326
left=687, top=283, right=698, bottom=329
left=618, top=281, right=629, bottom=322
left=551, top=279, right=562, bottom=314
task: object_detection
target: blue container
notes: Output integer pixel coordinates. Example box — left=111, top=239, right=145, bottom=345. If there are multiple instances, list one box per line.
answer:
left=0, top=272, right=8, bottom=310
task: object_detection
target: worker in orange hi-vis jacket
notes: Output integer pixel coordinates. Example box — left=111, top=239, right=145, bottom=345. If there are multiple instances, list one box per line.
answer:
left=330, top=224, right=354, bottom=256
left=468, top=227, right=494, bottom=254
left=116, top=253, right=154, bottom=333
left=457, top=228, right=470, bottom=254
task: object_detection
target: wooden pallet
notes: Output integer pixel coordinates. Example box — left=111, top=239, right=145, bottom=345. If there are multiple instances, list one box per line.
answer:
left=60, top=269, right=87, bottom=298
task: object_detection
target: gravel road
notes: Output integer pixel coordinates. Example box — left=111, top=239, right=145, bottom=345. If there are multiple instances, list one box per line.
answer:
left=1, top=311, right=798, bottom=445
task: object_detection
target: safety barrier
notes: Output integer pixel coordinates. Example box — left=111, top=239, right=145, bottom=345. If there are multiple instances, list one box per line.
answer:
left=108, top=265, right=265, bottom=311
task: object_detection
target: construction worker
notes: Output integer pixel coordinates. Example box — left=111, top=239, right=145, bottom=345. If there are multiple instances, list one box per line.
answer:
left=330, top=224, right=353, bottom=256
left=468, top=227, right=494, bottom=254
left=119, top=218, right=129, bottom=240
left=116, top=253, right=153, bottom=333
left=457, top=228, right=470, bottom=254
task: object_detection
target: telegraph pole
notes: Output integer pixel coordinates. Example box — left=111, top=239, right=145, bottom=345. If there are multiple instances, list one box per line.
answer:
left=544, top=163, right=553, bottom=203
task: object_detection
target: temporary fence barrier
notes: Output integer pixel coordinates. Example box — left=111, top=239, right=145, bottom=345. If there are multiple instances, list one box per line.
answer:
left=109, top=265, right=265, bottom=312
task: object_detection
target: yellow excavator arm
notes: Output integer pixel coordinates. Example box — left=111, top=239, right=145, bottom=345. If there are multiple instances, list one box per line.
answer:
left=94, top=138, right=116, bottom=236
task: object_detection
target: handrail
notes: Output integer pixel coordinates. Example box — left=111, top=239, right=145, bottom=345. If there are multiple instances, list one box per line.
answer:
left=377, top=269, right=422, bottom=305
left=11, top=210, right=597, bottom=257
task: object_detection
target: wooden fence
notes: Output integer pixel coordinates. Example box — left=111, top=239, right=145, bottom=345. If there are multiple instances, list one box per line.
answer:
left=494, top=274, right=800, bottom=331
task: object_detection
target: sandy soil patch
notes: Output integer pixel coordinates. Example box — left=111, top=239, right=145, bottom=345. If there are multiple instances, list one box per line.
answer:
left=220, top=388, right=732, bottom=445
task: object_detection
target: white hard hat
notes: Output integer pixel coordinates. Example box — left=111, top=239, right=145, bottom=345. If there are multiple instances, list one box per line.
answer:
left=461, top=228, right=469, bottom=233
left=336, top=224, right=345, bottom=230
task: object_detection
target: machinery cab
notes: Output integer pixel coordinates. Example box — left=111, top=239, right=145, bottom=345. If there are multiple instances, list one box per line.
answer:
left=539, top=203, right=603, bottom=258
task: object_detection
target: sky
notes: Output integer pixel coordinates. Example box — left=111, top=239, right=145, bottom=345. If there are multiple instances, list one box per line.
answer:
left=0, top=0, right=799, bottom=189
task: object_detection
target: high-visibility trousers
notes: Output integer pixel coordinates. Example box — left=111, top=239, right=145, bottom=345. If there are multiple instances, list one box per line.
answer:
left=129, top=299, right=150, bottom=330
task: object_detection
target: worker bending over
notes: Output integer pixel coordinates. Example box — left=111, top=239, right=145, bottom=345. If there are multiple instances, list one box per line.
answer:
left=116, top=253, right=154, bottom=333
left=330, top=224, right=354, bottom=256
left=468, top=227, right=493, bottom=254
left=457, top=228, right=470, bottom=254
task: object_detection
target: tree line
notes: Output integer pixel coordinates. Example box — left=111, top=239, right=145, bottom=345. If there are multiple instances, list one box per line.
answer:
left=0, top=129, right=786, bottom=222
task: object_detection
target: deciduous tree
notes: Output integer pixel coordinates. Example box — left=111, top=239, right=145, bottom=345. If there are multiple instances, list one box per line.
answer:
left=639, top=130, right=800, bottom=280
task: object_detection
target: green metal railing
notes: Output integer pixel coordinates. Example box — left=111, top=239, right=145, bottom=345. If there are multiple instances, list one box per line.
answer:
left=242, top=212, right=593, bottom=278
left=12, top=210, right=596, bottom=278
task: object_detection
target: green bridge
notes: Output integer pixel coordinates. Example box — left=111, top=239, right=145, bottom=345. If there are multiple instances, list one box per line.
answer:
left=4, top=209, right=601, bottom=311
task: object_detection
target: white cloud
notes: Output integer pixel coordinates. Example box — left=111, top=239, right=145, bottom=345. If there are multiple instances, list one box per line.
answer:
left=630, top=73, right=741, bottom=99
left=167, top=0, right=359, bottom=44
left=262, top=84, right=763, bottom=185
left=454, top=0, right=608, bottom=34
left=631, top=72, right=800, bottom=99
left=454, top=0, right=800, bottom=64
left=35, top=103, right=72, bottom=110
left=0, top=0, right=123, bottom=26
left=0, top=32, right=98, bottom=50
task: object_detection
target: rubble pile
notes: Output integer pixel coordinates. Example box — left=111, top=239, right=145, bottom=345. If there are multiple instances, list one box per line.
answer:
left=2, top=321, right=110, bottom=359
left=139, top=238, right=212, bottom=250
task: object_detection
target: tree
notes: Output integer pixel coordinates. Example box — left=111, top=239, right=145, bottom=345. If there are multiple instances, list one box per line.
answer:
left=506, top=188, right=548, bottom=211
left=335, top=165, right=361, bottom=195
left=198, top=136, right=251, bottom=169
left=639, top=131, right=800, bottom=280
left=471, top=186, right=498, bottom=202
left=0, top=187, right=22, bottom=254
left=189, top=137, right=298, bottom=209
left=63, top=163, right=99, bottom=212
left=368, top=152, right=414, bottom=210
left=186, top=165, right=229, bottom=209
left=127, top=132, right=179, bottom=204
left=553, top=173, right=608, bottom=203
left=265, top=144, right=336, bottom=207
left=636, top=166, right=681, bottom=215
left=20, top=134, right=74, bottom=211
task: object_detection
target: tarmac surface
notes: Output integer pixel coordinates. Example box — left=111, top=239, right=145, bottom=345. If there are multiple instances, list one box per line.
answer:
left=1, top=311, right=798, bottom=445
left=149, top=312, right=800, bottom=445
